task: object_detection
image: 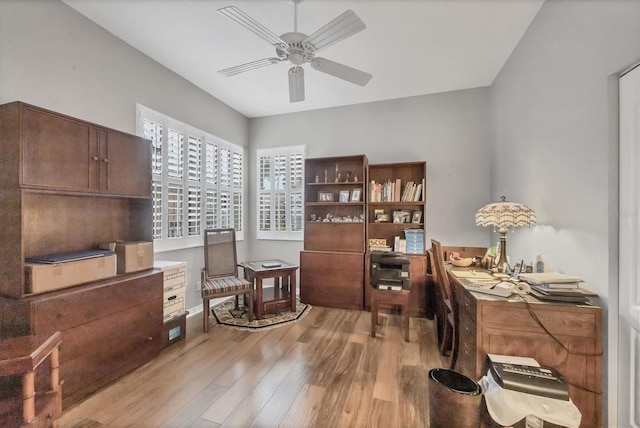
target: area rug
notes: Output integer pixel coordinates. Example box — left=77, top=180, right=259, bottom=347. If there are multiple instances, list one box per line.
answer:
left=212, top=298, right=311, bottom=331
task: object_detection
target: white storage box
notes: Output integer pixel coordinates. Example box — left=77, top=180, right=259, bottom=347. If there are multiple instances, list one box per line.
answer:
left=155, top=261, right=188, bottom=320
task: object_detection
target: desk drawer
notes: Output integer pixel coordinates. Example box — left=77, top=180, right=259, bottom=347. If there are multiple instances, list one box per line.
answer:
left=458, top=311, right=477, bottom=376
left=481, top=305, right=599, bottom=338
left=263, top=299, right=291, bottom=313
left=458, top=289, right=477, bottom=322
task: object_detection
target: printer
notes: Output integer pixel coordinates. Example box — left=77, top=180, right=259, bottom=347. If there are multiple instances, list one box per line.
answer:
left=370, top=252, right=411, bottom=291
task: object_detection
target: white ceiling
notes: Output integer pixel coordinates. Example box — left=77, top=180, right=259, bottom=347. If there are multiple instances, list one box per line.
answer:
left=63, top=0, right=544, bottom=118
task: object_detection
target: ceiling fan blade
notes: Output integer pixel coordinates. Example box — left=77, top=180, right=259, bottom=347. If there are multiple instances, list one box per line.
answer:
left=288, top=66, right=305, bottom=103
left=303, top=10, right=365, bottom=52
left=311, top=58, right=372, bottom=86
left=218, top=58, right=282, bottom=77
left=218, top=6, right=288, bottom=51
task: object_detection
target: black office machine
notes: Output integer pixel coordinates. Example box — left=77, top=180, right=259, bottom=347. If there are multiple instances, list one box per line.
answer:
left=370, top=252, right=411, bottom=291
left=489, top=360, right=569, bottom=401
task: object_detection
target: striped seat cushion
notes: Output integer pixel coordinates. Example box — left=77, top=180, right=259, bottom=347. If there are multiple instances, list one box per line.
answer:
left=202, top=276, right=252, bottom=296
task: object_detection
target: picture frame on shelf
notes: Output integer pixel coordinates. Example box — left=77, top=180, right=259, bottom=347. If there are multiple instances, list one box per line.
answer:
left=318, top=191, right=334, bottom=202
left=401, top=210, right=411, bottom=223
left=393, top=211, right=404, bottom=224
left=376, top=213, right=389, bottom=222
left=412, top=211, right=422, bottom=224
left=351, top=188, right=362, bottom=202
left=339, top=190, right=350, bottom=202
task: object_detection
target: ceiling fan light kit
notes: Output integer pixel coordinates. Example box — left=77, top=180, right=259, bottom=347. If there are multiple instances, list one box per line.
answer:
left=217, top=1, right=372, bottom=103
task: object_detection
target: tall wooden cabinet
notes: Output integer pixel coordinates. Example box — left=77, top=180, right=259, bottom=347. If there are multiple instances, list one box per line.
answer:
left=300, top=155, right=367, bottom=310
left=364, top=162, right=428, bottom=316
left=0, top=101, right=162, bottom=408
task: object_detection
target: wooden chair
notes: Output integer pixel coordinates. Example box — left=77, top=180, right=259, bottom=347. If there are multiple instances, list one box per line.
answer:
left=370, top=287, right=411, bottom=342
left=431, top=239, right=458, bottom=369
left=201, top=228, right=254, bottom=332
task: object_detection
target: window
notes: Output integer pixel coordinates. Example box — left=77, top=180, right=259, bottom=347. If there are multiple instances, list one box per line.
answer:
left=137, top=105, right=244, bottom=251
left=257, top=145, right=305, bottom=240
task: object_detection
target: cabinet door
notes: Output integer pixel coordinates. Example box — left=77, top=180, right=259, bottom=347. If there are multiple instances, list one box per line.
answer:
left=22, top=106, right=98, bottom=192
left=60, top=299, right=163, bottom=407
left=102, top=130, right=151, bottom=197
left=300, top=251, right=364, bottom=310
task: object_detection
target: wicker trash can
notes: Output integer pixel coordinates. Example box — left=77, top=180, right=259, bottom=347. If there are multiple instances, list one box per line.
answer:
left=428, top=368, right=482, bottom=428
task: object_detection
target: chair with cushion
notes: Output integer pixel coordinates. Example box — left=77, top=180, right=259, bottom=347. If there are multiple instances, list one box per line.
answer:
left=431, top=239, right=458, bottom=370
left=201, top=228, right=253, bottom=332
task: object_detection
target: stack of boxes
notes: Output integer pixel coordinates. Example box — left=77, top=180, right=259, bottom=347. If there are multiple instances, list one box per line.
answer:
left=154, top=260, right=188, bottom=348
left=404, top=229, right=425, bottom=255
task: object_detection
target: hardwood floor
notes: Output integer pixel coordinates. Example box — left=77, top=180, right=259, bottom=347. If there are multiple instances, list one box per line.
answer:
left=60, top=305, right=447, bottom=427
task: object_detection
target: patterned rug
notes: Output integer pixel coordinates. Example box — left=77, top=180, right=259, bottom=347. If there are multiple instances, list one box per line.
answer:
left=212, top=298, right=311, bottom=331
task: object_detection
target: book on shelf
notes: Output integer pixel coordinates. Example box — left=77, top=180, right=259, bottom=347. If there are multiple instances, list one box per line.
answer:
left=370, top=246, right=393, bottom=252
left=413, top=183, right=422, bottom=201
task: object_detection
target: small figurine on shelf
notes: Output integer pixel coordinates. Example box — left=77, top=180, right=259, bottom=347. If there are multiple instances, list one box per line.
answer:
left=310, top=213, right=317, bottom=222
left=324, top=169, right=328, bottom=183
left=354, top=173, right=359, bottom=182
left=335, top=172, right=341, bottom=183
left=345, top=171, right=352, bottom=182
left=315, top=174, right=319, bottom=183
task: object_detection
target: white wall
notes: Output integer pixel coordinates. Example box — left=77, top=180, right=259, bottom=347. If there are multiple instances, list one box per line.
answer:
left=0, top=0, right=249, bottom=311
left=249, top=88, right=494, bottom=266
left=490, top=1, right=640, bottom=425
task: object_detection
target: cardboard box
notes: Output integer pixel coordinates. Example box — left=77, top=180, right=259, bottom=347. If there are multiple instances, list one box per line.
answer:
left=25, top=254, right=117, bottom=294
left=115, top=241, right=153, bottom=274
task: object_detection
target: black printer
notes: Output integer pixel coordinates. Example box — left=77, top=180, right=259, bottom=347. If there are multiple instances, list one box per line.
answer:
left=370, top=252, right=411, bottom=291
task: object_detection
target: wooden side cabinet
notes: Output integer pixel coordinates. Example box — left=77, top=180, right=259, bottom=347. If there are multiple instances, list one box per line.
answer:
left=452, top=279, right=602, bottom=428
left=0, top=332, right=63, bottom=428
left=0, top=101, right=159, bottom=409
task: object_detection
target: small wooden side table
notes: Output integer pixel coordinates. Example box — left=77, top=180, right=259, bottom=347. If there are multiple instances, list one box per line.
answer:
left=241, top=259, right=299, bottom=320
left=0, top=332, right=63, bottom=427
left=370, top=288, right=411, bottom=342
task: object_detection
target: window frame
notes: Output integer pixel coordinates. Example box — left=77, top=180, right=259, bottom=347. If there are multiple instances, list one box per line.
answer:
left=137, top=104, right=244, bottom=252
left=256, top=145, right=306, bottom=241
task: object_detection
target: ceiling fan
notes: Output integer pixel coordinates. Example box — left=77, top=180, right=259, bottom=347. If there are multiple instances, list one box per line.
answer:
left=217, top=0, right=372, bottom=103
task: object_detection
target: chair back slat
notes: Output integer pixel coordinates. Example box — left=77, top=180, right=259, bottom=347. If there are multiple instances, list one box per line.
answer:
left=431, top=239, right=452, bottom=302
left=204, top=228, right=238, bottom=278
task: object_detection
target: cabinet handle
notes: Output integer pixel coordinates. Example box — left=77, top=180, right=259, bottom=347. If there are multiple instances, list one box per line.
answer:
left=147, top=336, right=153, bottom=342
left=102, top=158, right=109, bottom=163
left=93, top=156, right=99, bottom=161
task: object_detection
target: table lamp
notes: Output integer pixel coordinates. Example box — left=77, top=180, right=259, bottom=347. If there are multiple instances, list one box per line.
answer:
left=475, top=196, right=536, bottom=271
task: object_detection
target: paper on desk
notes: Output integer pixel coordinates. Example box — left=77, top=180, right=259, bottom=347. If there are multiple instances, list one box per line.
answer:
left=450, top=270, right=495, bottom=280
left=488, top=353, right=540, bottom=367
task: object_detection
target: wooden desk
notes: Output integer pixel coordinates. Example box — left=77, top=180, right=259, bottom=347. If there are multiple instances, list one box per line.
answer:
left=241, top=260, right=298, bottom=320
left=0, top=332, right=63, bottom=427
left=448, top=266, right=602, bottom=428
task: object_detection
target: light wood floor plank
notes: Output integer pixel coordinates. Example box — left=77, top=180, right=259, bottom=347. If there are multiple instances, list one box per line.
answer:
left=60, top=306, right=447, bottom=428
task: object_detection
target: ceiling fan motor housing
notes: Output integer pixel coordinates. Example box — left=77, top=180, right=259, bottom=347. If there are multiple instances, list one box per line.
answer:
left=277, top=32, right=315, bottom=65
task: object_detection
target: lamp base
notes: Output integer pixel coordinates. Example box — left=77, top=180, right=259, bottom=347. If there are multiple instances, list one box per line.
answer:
left=492, top=232, right=508, bottom=272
